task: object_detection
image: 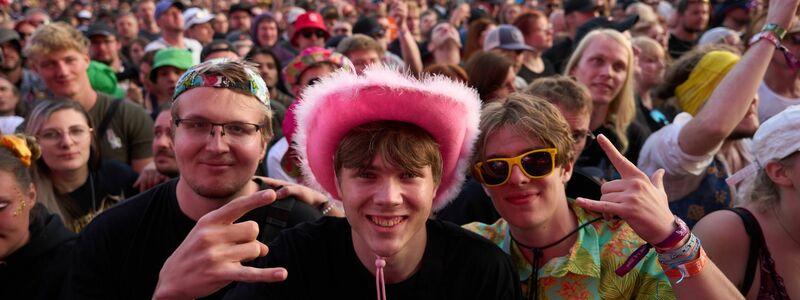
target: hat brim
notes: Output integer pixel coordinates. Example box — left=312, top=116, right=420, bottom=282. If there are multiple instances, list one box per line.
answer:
left=293, top=66, right=482, bottom=211
left=149, top=61, right=194, bottom=82
left=291, top=25, right=330, bottom=43
left=497, top=43, right=536, bottom=52
left=187, top=15, right=215, bottom=28
left=611, top=15, right=639, bottom=32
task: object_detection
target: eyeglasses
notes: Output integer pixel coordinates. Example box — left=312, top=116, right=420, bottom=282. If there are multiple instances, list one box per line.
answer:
left=572, top=130, right=596, bottom=144
left=37, top=126, right=93, bottom=145
left=174, top=118, right=263, bottom=141
left=300, top=29, right=327, bottom=39
left=473, top=148, right=558, bottom=187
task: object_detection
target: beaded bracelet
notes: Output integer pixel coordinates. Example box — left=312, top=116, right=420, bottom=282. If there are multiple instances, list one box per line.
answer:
left=318, top=201, right=334, bottom=216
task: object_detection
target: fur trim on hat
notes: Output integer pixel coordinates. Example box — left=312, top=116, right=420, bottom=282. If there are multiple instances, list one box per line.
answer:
left=293, top=65, right=482, bottom=211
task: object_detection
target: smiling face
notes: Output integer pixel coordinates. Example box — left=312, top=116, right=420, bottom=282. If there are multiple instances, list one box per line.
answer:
left=481, top=126, right=572, bottom=230
left=31, top=49, right=91, bottom=99
left=570, top=35, right=629, bottom=106
left=172, top=87, right=268, bottom=199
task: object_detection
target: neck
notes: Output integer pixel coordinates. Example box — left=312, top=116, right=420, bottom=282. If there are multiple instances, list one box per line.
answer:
left=5, top=66, right=22, bottom=84
left=763, top=64, right=800, bottom=98
left=175, top=178, right=260, bottom=221
left=522, top=51, right=543, bottom=71
left=768, top=190, right=800, bottom=249
left=509, top=199, right=578, bottom=264
left=352, top=225, right=427, bottom=284
left=636, top=84, right=654, bottom=109
left=68, top=87, right=98, bottom=112
left=146, top=22, right=160, bottom=33
left=51, top=166, right=90, bottom=194
left=162, top=31, right=184, bottom=47
left=671, top=27, right=698, bottom=42
left=589, top=102, right=609, bottom=131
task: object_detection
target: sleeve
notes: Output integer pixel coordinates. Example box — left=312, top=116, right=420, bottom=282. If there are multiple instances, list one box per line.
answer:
left=471, top=245, right=523, bottom=300
left=62, top=218, right=120, bottom=299
left=119, top=101, right=154, bottom=160
left=634, top=252, right=676, bottom=300
left=637, top=113, right=721, bottom=178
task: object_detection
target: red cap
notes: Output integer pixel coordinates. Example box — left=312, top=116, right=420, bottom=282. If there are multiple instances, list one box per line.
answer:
left=291, top=12, right=329, bottom=42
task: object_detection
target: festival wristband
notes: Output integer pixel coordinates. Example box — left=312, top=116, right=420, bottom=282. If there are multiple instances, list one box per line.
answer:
left=660, top=247, right=708, bottom=284
left=654, top=216, right=689, bottom=252
left=749, top=31, right=780, bottom=48
left=762, top=23, right=787, bottom=40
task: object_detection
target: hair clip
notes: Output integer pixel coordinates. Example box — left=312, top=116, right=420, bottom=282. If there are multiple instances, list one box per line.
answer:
left=0, top=135, right=32, bottom=167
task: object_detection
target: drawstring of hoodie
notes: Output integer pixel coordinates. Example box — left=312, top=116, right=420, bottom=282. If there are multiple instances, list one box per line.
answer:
left=375, top=256, right=387, bottom=300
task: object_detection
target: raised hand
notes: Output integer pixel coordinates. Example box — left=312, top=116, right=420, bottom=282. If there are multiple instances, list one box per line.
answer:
left=575, top=134, right=675, bottom=245
left=152, top=190, right=288, bottom=300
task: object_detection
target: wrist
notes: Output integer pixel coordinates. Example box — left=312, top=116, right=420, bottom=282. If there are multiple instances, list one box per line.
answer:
left=653, top=216, right=689, bottom=251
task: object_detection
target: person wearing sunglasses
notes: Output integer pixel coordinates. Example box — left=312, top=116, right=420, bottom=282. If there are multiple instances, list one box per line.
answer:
left=291, top=12, right=330, bottom=52
left=464, top=93, right=747, bottom=299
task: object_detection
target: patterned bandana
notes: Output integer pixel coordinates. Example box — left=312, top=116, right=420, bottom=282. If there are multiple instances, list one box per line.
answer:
left=282, top=47, right=353, bottom=92
left=172, top=58, right=270, bottom=106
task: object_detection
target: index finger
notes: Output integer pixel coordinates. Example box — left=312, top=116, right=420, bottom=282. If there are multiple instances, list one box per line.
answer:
left=596, top=134, right=643, bottom=179
left=201, top=189, right=277, bottom=225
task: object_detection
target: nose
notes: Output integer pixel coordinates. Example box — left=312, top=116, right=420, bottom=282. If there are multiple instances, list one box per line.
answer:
left=204, top=126, right=231, bottom=153
left=506, top=165, right=530, bottom=186
left=374, top=178, right=403, bottom=207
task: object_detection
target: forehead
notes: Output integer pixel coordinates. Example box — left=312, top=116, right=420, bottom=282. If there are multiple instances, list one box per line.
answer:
left=155, top=111, right=172, bottom=126
left=581, top=37, right=628, bottom=62
left=484, top=125, right=546, bottom=155
left=174, top=87, right=264, bottom=122
left=42, top=109, right=87, bottom=128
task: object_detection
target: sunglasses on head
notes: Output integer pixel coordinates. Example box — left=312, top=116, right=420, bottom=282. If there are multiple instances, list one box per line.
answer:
left=301, top=29, right=327, bottom=39
left=473, top=148, right=558, bottom=187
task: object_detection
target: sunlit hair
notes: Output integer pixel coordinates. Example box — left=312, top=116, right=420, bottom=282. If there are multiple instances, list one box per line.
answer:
left=748, top=154, right=799, bottom=211
left=565, top=29, right=635, bottom=152
left=334, top=121, right=443, bottom=184
left=23, top=99, right=99, bottom=226
left=463, top=19, right=495, bottom=61
left=423, top=64, right=469, bottom=84
left=24, top=22, right=90, bottom=62
left=170, top=59, right=273, bottom=142
left=336, top=34, right=385, bottom=57
left=474, top=93, right=575, bottom=167
left=524, top=75, right=593, bottom=116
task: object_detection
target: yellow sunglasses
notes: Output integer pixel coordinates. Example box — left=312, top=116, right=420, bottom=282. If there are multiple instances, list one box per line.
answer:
left=473, top=148, right=558, bottom=187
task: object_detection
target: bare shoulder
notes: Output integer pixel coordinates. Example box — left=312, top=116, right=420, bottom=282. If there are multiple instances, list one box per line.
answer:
left=693, top=209, right=750, bottom=287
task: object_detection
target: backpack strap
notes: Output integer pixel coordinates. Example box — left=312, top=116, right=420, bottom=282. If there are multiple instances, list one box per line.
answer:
left=253, top=178, right=296, bottom=243
left=98, top=98, right=123, bottom=139
left=725, top=207, right=762, bottom=296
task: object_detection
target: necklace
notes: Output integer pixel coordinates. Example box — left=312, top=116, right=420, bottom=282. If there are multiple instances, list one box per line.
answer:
left=510, top=216, right=602, bottom=300
left=774, top=208, right=800, bottom=248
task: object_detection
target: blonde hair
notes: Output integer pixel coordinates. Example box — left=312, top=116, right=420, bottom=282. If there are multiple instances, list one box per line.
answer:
left=748, top=155, right=799, bottom=211
left=474, top=93, right=575, bottom=167
left=565, top=29, right=636, bottom=152
left=24, top=22, right=89, bottom=62
left=524, top=75, right=593, bottom=116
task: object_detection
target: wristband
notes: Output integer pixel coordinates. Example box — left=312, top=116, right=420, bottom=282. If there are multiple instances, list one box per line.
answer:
left=749, top=31, right=780, bottom=48
left=762, top=23, right=787, bottom=40
left=660, top=247, right=708, bottom=284
left=654, top=216, right=689, bottom=252
left=658, top=233, right=700, bottom=264
left=318, top=201, right=334, bottom=216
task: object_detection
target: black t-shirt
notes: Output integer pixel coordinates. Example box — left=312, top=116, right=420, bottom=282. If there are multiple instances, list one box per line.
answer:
left=226, top=217, right=522, bottom=299
left=65, top=179, right=321, bottom=300
left=577, top=123, right=648, bottom=180
left=542, top=36, right=573, bottom=73
left=62, top=160, right=138, bottom=232
left=668, top=33, right=696, bottom=59
left=517, top=58, right=556, bottom=84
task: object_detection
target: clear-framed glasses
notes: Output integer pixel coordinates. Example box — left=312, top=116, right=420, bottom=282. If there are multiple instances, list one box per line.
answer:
left=36, top=126, right=93, bottom=145
left=174, top=118, right=263, bottom=142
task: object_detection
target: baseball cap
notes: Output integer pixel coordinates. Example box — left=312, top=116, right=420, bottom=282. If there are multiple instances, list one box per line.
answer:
left=428, top=22, right=462, bottom=52
left=0, top=29, right=21, bottom=50
left=229, top=3, right=254, bottom=16
left=77, top=10, right=92, bottom=20
left=483, top=25, right=535, bottom=52
left=292, top=12, right=329, bottom=42
left=149, top=48, right=195, bottom=82
left=84, top=22, right=117, bottom=38
left=286, top=7, right=307, bottom=24
left=87, top=61, right=125, bottom=98
left=155, top=0, right=187, bottom=20
left=727, top=105, right=800, bottom=186
left=201, top=40, right=236, bottom=61
left=574, top=15, right=639, bottom=45
left=564, top=0, right=599, bottom=15
left=184, top=7, right=214, bottom=28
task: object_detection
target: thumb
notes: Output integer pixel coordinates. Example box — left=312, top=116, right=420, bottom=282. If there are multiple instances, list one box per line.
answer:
left=650, top=169, right=665, bottom=191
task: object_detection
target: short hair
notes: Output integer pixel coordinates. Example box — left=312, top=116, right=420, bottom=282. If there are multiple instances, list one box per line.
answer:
left=463, top=19, right=495, bottom=61
left=565, top=29, right=635, bottom=152
left=334, top=121, right=443, bottom=184
left=474, top=93, right=575, bottom=167
left=632, top=36, right=665, bottom=61
left=676, top=0, right=708, bottom=14
left=335, top=34, right=384, bottom=57
left=464, top=51, right=515, bottom=101
left=524, top=75, right=593, bottom=116
left=24, top=22, right=89, bottom=61
left=170, top=60, right=274, bottom=142
left=423, top=64, right=469, bottom=84
left=512, top=11, right=546, bottom=37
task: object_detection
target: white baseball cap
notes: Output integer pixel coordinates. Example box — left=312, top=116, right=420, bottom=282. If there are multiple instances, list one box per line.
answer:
left=184, top=7, right=214, bottom=29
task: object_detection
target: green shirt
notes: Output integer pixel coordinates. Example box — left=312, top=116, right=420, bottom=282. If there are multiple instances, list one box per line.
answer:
left=87, top=93, right=154, bottom=165
left=464, top=199, right=675, bottom=300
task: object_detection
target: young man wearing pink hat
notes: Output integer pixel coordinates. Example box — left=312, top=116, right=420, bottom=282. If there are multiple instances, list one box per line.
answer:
left=153, top=65, right=521, bottom=299
left=291, top=12, right=329, bottom=52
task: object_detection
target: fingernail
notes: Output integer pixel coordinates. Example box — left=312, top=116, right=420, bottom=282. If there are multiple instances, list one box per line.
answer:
left=275, top=269, right=287, bottom=279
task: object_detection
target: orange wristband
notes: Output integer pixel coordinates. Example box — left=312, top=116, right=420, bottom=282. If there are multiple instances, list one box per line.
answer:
left=660, top=247, right=707, bottom=283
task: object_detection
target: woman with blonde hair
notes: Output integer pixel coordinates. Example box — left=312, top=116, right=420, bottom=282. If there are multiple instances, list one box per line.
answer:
left=565, top=29, right=645, bottom=180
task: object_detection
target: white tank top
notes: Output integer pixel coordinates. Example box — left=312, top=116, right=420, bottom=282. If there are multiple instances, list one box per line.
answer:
left=757, top=80, right=800, bottom=122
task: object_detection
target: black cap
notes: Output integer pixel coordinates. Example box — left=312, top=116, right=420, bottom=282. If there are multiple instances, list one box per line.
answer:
left=229, top=3, right=254, bottom=16
left=201, top=40, right=236, bottom=61
left=564, top=0, right=599, bottom=15
left=574, top=15, right=639, bottom=45
left=84, top=22, right=117, bottom=38
left=353, top=17, right=384, bottom=38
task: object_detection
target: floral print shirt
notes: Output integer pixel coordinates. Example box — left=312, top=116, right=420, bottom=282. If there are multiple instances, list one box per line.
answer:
left=464, top=200, right=675, bottom=300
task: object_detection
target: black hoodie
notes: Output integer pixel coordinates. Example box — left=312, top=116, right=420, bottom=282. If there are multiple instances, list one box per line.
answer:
left=0, top=205, right=75, bottom=300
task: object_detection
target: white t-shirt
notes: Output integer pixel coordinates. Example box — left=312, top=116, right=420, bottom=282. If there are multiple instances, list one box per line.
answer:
left=757, top=79, right=800, bottom=122
left=144, top=37, right=203, bottom=64
left=0, top=116, right=23, bottom=135
left=266, top=137, right=298, bottom=184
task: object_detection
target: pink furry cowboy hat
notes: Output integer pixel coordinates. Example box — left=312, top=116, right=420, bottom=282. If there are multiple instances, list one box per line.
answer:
left=293, top=65, right=482, bottom=211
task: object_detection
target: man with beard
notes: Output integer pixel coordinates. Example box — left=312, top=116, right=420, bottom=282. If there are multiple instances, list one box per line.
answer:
left=85, top=22, right=139, bottom=86
left=668, top=0, right=710, bottom=59
left=65, top=59, right=323, bottom=299
left=0, top=28, right=46, bottom=112
left=640, top=44, right=761, bottom=227
left=152, top=108, right=178, bottom=178
left=145, top=0, right=203, bottom=63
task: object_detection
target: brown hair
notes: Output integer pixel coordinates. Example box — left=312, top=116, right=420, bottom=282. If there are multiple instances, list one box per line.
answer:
left=463, top=19, right=495, bottom=61
left=465, top=51, right=514, bottom=101
left=475, top=93, right=575, bottom=167
left=523, top=75, right=593, bottom=116
left=334, top=121, right=443, bottom=184
left=335, top=34, right=385, bottom=57
left=24, top=22, right=90, bottom=62
left=512, top=11, right=546, bottom=37
left=423, top=64, right=469, bottom=83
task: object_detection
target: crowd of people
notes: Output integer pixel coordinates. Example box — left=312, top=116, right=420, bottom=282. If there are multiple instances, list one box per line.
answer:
left=0, top=0, right=798, bottom=298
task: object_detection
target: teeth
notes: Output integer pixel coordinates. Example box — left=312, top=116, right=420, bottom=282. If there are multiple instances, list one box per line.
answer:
left=370, top=216, right=403, bottom=227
